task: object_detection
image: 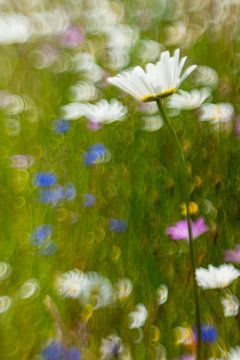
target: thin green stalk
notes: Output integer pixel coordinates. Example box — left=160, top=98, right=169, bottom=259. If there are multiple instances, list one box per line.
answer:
left=156, top=98, right=202, bottom=360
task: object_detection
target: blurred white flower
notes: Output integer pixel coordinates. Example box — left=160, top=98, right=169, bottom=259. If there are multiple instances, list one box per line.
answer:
left=115, top=278, right=133, bottom=300
left=0, top=296, right=12, bottom=313
left=82, top=99, right=127, bottom=124
left=228, top=346, right=240, bottom=360
left=85, top=0, right=122, bottom=31
left=200, top=103, right=234, bottom=124
left=61, top=102, right=86, bottom=120
left=107, top=49, right=130, bottom=71
left=100, top=334, right=123, bottom=360
left=19, top=278, right=39, bottom=299
left=194, top=65, right=219, bottom=88
left=70, top=82, right=99, bottom=102
left=104, top=24, right=139, bottom=51
left=129, top=303, right=148, bottom=329
left=56, top=269, right=87, bottom=298
left=10, top=155, right=34, bottom=169
left=195, top=264, right=240, bottom=289
left=73, top=52, right=104, bottom=82
left=221, top=292, right=239, bottom=317
left=168, top=88, right=210, bottom=111
left=165, top=21, right=187, bottom=47
left=138, top=101, right=158, bottom=115
left=0, top=262, right=11, bottom=280
left=156, top=284, right=168, bottom=305
left=80, top=272, right=115, bottom=309
left=104, top=23, right=137, bottom=70
left=0, top=92, right=25, bottom=115
left=142, top=115, right=163, bottom=132
left=108, top=49, right=196, bottom=102
left=137, top=39, right=162, bottom=64
left=0, top=13, right=32, bottom=44
left=31, top=8, right=69, bottom=37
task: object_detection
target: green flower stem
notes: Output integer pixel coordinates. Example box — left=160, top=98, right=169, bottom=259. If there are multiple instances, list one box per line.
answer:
left=156, top=98, right=202, bottom=360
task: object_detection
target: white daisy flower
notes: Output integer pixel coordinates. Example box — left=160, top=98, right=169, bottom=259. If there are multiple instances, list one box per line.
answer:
left=156, top=284, right=168, bottom=305
left=168, top=88, right=210, bottom=111
left=227, top=346, right=240, bottom=360
left=221, top=292, right=239, bottom=317
left=80, top=272, right=115, bottom=309
left=55, top=269, right=87, bottom=298
left=100, top=334, right=123, bottom=360
left=19, top=279, right=39, bottom=299
left=195, top=264, right=240, bottom=289
left=200, top=103, right=234, bottom=124
left=129, top=303, right=148, bottom=329
left=115, top=278, right=133, bottom=300
left=108, top=49, right=197, bottom=102
left=82, top=99, right=127, bottom=124
left=0, top=295, right=12, bottom=313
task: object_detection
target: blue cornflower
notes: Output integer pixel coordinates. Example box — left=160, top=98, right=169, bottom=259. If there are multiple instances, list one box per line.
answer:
left=54, top=119, right=71, bottom=134
left=84, top=143, right=107, bottom=166
left=38, top=241, right=57, bottom=255
left=66, top=347, right=81, bottom=360
left=42, top=341, right=81, bottom=360
left=83, top=193, right=96, bottom=208
left=193, top=324, right=217, bottom=343
left=42, top=341, right=64, bottom=360
left=109, top=219, right=128, bottom=233
left=31, top=225, right=53, bottom=246
left=64, top=183, right=77, bottom=201
left=35, top=172, right=57, bottom=187
left=39, top=185, right=65, bottom=205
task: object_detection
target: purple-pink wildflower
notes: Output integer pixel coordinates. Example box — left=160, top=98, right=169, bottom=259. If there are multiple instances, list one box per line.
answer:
left=166, top=217, right=208, bottom=241
left=224, top=244, right=240, bottom=263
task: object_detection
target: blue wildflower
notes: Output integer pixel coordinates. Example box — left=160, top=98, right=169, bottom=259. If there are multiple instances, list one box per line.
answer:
left=83, top=193, right=96, bottom=208
left=42, top=341, right=64, bottom=360
left=84, top=143, right=107, bottom=166
left=31, top=225, right=53, bottom=246
left=39, top=185, right=65, bottom=205
left=64, top=184, right=77, bottom=201
left=109, top=219, right=128, bottom=233
left=65, top=347, right=81, bottom=360
left=38, top=241, right=57, bottom=255
left=35, top=172, right=57, bottom=187
left=193, top=324, right=217, bottom=343
left=42, top=341, right=81, bottom=360
left=54, top=119, right=71, bottom=134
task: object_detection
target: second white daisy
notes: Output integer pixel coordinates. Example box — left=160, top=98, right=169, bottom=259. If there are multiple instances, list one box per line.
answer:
left=195, top=264, right=240, bottom=290
left=168, top=88, right=210, bottom=111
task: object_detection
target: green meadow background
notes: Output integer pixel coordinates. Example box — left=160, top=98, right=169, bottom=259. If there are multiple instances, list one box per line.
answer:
left=0, top=0, right=240, bottom=358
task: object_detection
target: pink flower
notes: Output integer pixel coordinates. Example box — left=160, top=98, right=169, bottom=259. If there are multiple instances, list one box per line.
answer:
left=224, top=245, right=240, bottom=263
left=87, top=121, right=102, bottom=131
left=60, top=26, right=84, bottom=47
left=166, top=217, right=208, bottom=241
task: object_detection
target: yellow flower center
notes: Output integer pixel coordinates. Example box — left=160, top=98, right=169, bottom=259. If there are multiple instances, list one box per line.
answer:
left=140, top=88, right=177, bottom=102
